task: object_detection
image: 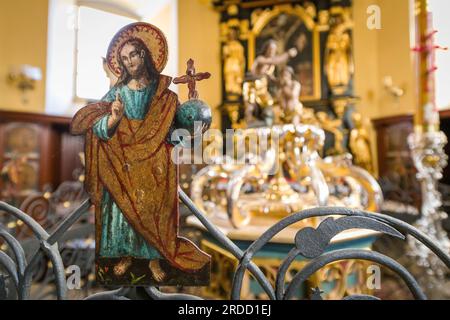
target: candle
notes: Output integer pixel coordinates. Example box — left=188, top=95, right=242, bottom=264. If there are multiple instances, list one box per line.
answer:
left=415, top=0, right=442, bottom=133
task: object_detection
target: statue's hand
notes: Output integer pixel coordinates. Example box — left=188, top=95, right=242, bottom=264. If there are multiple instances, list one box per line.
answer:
left=107, top=92, right=124, bottom=129
left=288, top=48, right=298, bottom=58
left=111, top=92, right=124, bottom=123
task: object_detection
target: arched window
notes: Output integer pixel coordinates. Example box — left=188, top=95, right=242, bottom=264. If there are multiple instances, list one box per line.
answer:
left=45, top=0, right=178, bottom=115
left=75, top=6, right=136, bottom=100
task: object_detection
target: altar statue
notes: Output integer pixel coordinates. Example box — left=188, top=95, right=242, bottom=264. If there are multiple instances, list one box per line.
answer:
left=223, top=29, right=245, bottom=96
left=243, top=74, right=275, bottom=127
left=244, top=39, right=298, bottom=127
left=324, top=16, right=354, bottom=94
left=349, top=112, right=373, bottom=173
left=316, top=111, right=344, bottom=155
left=71, top=22, right=210, bottom=286
left=278, top=66, right=303, bottom=125
left=251, top=39, right=298, bottom=80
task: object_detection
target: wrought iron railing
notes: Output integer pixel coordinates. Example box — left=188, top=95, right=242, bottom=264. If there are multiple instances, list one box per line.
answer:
left=0, top=188, right=449, bottom=300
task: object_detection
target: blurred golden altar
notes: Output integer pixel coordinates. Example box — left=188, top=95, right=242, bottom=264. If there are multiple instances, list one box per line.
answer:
left=183, top=0, right=385, bottom=299
left=1, top=0, right=449, bottom=300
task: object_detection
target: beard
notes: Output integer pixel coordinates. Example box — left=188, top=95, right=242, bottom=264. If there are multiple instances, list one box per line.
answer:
left=126, top=63, right=145, bottom=79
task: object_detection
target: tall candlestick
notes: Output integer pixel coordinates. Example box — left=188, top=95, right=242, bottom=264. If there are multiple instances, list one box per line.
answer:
left=408, top=0, right=450, bottom=279
left=414, top=0, right=445, bottom=133
left=415, top=0, right=427, bottom=131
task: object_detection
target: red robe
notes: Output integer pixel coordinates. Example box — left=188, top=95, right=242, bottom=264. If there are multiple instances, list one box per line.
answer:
left=71, top=75, right=210, bottom=272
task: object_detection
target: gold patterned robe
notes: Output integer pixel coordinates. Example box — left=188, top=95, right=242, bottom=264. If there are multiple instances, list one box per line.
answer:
left=71, top=75, right=210, bottom=272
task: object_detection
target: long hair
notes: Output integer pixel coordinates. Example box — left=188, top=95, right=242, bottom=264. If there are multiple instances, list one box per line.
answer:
left=260, top=39, right=277, bottom=56
left=115, top=38, right=159, bottom=87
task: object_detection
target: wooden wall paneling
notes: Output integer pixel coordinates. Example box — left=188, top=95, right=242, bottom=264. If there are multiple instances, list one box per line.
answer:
left=38, top=124, right=61, bottom=190
left=372, top=112, right=450, bottom=208
left=0, top=111, right=81, bottom=198
left=60, top=131, right=85, bottom=183
left=373, top=114, right=414, bottom=177
left=0, top=124, right=5, bottom=192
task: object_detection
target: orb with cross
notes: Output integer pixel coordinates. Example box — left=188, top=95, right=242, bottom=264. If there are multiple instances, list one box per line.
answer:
left=173, top=59, right=212, bottom=136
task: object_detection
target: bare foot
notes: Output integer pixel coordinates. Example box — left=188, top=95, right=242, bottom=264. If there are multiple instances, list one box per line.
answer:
left=149, top=259, right=166, bottom=282
left=113, top=257, right=132, bottom=276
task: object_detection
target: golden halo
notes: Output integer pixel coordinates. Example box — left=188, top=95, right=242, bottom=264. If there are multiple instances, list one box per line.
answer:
left=106, top=22, right=168, bottom=76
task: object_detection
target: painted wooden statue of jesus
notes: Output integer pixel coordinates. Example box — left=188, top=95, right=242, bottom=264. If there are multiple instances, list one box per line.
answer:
left=71, top=22, right=210, bottom=286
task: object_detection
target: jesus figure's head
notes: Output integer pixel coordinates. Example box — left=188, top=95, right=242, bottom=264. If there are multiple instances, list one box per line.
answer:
left=261, top=39, right=278, bottom=58
left=116, top=38, right=159, bottom=86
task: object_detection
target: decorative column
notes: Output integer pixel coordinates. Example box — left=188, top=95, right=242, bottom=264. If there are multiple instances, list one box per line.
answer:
left=407, top=0, right=450, bottom=276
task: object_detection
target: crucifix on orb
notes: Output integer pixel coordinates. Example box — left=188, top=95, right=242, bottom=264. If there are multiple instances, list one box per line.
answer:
left=173, top=59, right=211, bottom=100
left=172, top=59, right=213, bottom=139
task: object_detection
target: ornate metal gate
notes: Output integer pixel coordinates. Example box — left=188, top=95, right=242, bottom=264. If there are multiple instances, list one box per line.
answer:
left=0, top=188, right=449, bottom=300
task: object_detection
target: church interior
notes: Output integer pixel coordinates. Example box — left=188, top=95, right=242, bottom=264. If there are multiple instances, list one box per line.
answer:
left=0, top=0, right=449, bottom=300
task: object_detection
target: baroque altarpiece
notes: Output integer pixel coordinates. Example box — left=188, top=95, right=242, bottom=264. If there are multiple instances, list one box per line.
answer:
left=187, top=0, right=381, bottom=299
left=215, top=0, right=368, bottom=166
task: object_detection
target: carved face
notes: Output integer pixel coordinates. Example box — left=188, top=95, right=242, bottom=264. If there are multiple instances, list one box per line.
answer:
left=120, top=43, right=145, bottom=78
left=265, top=42, right=277, bottom=58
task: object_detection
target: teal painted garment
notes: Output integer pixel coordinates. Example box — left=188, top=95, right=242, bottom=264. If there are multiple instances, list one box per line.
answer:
left=98, top=192, right=161, bottom=259
left=93, top=82, right=161, bottom=259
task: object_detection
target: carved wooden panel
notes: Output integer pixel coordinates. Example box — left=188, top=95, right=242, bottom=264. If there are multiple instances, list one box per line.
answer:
left=0, top=111, right=85, bottom=203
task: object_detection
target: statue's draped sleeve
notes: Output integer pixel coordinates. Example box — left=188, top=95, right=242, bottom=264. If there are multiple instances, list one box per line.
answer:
left=92, top=115, right=111, bottom=141
left=70, top=102, right=112, bottom=136
left=70, top=101, right=111, bottom=208
left=92, top=87, right=118, bottom=140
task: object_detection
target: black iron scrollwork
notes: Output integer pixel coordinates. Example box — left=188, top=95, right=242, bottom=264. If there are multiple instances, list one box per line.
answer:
left=0, top=189, right=449, bottom=300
